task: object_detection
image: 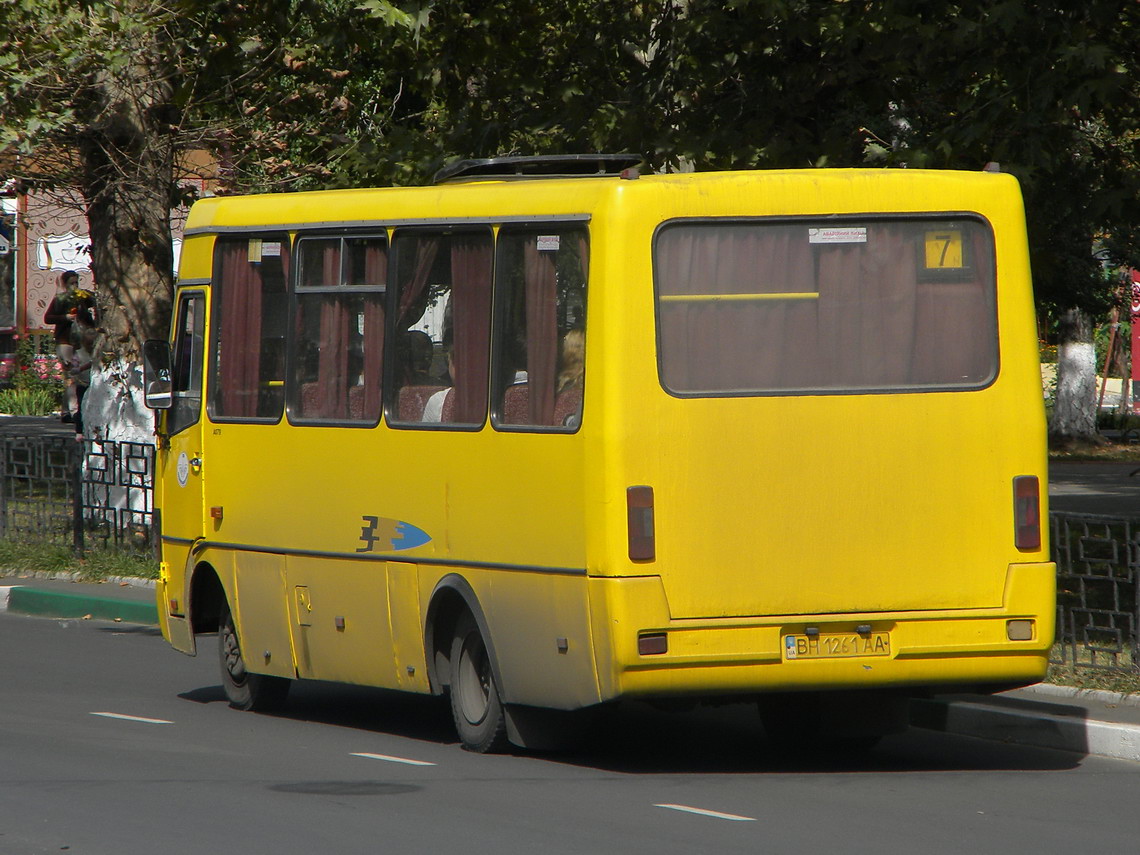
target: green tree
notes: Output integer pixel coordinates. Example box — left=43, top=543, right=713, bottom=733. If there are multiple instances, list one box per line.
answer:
left=0, top=0, right=418, bottom=434
left=4, top=0, right=1136, bottom=444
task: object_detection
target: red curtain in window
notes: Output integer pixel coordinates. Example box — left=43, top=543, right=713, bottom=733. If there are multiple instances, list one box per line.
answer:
left=317, top=244, right=348, bottom=418
left=218, top=242, right=264, bottom=417
left=362, top=244, right=387, bottom=418
left=451, top=236, right=493, bottom=423
left=398, top=237, right=440, bottom=326
left=523, top=242, right=557, bottom=424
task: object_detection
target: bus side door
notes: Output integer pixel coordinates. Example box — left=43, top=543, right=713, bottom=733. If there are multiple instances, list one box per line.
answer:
left=156, top=290, right=207, bottom=650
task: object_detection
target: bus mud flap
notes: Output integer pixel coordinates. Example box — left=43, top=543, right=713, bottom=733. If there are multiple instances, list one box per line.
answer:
left=505, top=703, right=599, bottom=751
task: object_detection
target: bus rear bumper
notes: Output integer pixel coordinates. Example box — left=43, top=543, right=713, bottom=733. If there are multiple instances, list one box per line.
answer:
left=590, top=562, right=1055, bottom=700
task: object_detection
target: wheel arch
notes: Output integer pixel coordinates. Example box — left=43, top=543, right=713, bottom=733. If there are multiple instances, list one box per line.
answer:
left=188, top=560, right=225, bottom=636
left=424, top=574, right=508, bottom=700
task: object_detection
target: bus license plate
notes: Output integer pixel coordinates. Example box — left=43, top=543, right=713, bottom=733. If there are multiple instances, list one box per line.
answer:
left=784, top=632, right=891, bottom=660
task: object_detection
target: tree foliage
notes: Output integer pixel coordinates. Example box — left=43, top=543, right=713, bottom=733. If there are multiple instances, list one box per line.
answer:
left=1, top=0, right=1137, bottom=436
left=0, top=0, right=420, bottom=347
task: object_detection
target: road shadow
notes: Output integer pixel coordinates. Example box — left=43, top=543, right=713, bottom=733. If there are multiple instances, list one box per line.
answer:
left=543, top=699, right=1085, bottom=775
left=176, top=680, right=1083, bottom=774
left=97, top=624, right=164, bottom=637
left=179, top=680, right=458, bottom=746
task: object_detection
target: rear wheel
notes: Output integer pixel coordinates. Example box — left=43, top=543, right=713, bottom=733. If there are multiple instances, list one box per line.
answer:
left=219, top=602, right=290, bottom=712
left=449, top=612, right=509, bottom=753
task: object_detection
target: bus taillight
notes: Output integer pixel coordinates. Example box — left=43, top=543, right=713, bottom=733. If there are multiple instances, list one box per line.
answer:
left=1014, top=476, right=1040, bottom=551
left=627, top=485, right=655, bottom=561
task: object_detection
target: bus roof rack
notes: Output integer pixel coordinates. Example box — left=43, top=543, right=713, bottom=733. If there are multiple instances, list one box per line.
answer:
left=433, top=154, right=643, bottom=184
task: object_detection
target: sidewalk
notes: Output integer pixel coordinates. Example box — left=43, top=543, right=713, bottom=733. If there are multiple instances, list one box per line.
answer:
left=4, top=573, right=1140, bottom=762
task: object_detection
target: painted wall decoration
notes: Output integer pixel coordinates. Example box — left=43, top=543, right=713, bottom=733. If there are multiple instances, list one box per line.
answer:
left=24, top=195, right=93, bottom=332
left=36, top=231, right=93, bottom=271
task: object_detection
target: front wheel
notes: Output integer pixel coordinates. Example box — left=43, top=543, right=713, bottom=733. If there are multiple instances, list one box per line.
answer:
left=219, top=602, right=290, bottom=712
left=449, top=612, right=509, bottom=753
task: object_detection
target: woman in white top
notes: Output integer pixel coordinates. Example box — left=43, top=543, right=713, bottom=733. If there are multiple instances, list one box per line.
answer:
left=421, top=346, right=454, bottom=423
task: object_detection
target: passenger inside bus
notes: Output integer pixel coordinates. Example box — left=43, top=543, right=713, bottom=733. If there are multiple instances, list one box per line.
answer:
left=555, top=329, right=584, bottom=427
left=421, top=342, right=454, bottom=423
left=400, top=329, right=435, bottom=385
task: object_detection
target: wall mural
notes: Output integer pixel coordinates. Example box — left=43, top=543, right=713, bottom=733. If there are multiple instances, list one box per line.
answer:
left=25, top=196, right=92, bottom=333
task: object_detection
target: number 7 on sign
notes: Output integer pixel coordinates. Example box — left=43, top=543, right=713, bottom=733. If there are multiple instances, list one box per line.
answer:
left=924, top=230, right=963, bottom=269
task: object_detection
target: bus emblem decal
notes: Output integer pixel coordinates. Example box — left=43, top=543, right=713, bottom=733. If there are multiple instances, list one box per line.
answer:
left=176, top=452, right=190, bottom=488
left=356, top=516, right=431, bottom=553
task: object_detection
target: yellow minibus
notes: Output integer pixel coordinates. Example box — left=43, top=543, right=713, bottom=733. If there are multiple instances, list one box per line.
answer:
left=144, top=155, right=1054, bottom=752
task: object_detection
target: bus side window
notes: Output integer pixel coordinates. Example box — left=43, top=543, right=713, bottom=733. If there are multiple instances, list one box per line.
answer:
left=389, top=229, right=493, bottom=428
left=167, top=292, right=204, bottom=436
left=289, top=235, right=386, bottom=424
left=493, top=226, right=588, bottom=431
left=209, top=235, right=289, bottom=421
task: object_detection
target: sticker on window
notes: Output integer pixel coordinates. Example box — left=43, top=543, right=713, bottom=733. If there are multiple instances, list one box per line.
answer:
left=924, top=230, right=963, bottom=269
left=537, top=235, right=561, bottom=252
left=808, top=227, right=867, bottom=244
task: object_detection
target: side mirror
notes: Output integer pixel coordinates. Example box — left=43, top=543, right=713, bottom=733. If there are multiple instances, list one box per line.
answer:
left=142, top=339, right=173, bottom=410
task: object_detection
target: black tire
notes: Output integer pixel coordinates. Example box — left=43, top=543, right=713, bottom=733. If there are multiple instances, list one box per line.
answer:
left=219, top=602, right=290, bottom=712
left=449, top=612, right=509, bottom=753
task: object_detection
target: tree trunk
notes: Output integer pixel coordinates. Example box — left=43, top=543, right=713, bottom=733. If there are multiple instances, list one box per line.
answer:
left=1049, top=306, right=1099, bottom=443
left=75, top=8, right=176, bottom=441
left=1113, top=327, right=1130, bottom=414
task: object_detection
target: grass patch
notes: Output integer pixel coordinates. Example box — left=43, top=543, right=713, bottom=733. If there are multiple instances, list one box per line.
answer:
left=0, top=388, right=62, bottom=416
left=1049, top=437, right=1140, bottom=462
left=1048, top=641, right=1140, bottom=694
left=0, top=539, right=158, bottom=581
left=1047, top=663, right=1140, bottom=695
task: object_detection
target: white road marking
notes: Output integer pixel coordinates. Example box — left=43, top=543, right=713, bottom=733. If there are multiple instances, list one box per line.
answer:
left=91, top=712, right=174, bottom=724
left=351, top=752, right=436, bottom=767
left=654, top=804, right=756, bottom=822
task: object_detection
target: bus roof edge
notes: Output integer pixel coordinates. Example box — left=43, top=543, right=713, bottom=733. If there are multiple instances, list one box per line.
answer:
left=433, top=154, right=643, bottom=184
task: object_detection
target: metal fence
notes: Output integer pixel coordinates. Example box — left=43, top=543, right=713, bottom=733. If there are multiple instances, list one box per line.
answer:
left=0, top=435, right=155, bottom=556
left=1051, top=512, right=1140, bottom=674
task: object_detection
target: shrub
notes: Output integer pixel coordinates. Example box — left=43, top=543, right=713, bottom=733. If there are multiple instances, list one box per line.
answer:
left=0, top=335, right=64, bottom=414
left=0, top=387, right=60, bottom=416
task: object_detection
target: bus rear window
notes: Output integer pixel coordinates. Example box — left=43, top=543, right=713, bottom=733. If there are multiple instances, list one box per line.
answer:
left=654, top=218, right=997, bottom=395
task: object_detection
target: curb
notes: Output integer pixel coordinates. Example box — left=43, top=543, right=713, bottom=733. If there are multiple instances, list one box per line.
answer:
left=0, top=570, right=156, bottom=589
left=912, top=697, right=1140, bottom=763
left=0, top=585, right=158, bottom=625
left=1015, top=681, right=1140, bottom=709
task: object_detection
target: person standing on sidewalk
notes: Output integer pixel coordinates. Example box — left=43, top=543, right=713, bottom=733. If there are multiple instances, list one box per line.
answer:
left=68, top=317, right=96, bottom=441
left=43, top=270, right=96, bottom=423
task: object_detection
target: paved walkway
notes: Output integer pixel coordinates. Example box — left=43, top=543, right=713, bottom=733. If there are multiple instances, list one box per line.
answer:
left=0, top=413, right=77, bottom=438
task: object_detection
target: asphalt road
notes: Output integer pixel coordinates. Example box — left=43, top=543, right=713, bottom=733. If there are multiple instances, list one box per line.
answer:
left=1049, top=460, right=1140, bottom=516
left=3, top=611, right=1140, bottom=854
